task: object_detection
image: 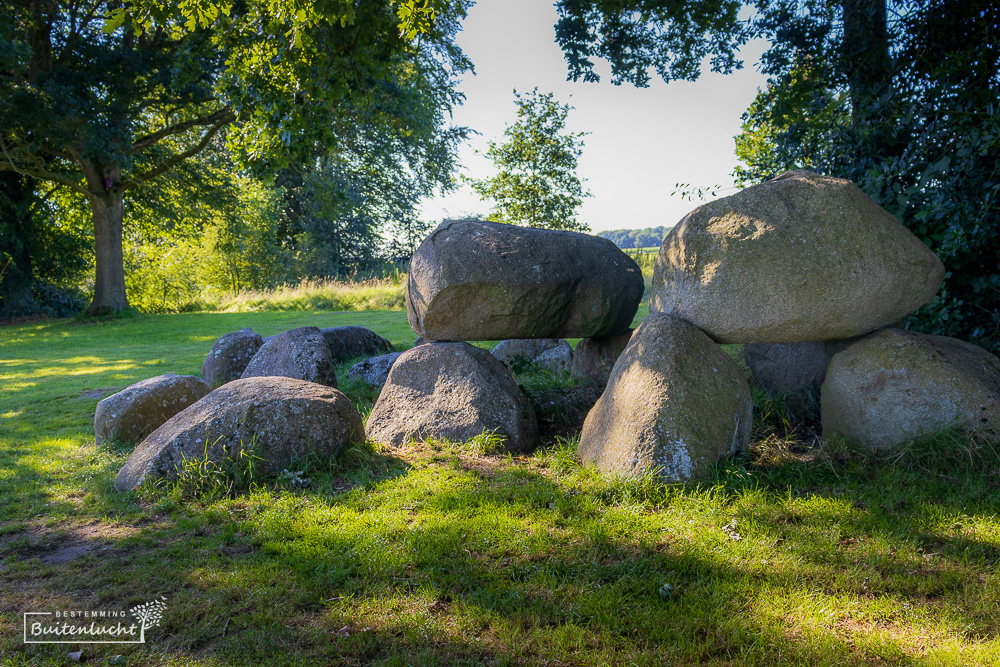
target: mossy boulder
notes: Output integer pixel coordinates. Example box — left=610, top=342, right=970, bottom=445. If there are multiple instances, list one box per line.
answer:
left=366, top=342, right=538, bottom=452
left=407, top=220, right=644, bottom=341
left=578, top=313, right=752, bottom=483
left=114, top=377, right=364, bottom=491
left=201, top=328, right=263, bottom=388
left=95, top=374, right=211, bottom=446
left=822, top=328, right=1000, bottom=449
left=651, top=170, right=945, bottom=343
left=241, top=326, right=338, bottom=388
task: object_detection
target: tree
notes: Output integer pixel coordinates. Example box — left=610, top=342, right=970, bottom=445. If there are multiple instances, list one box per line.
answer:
left=0, top=0, right=469, bottom=315
left=553, top=0, right=1000, bottom=352
left=469, top=89, right=591, bottom=232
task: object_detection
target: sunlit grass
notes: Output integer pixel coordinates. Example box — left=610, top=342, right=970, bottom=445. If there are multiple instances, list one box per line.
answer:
left=186, top=276, right=407, bottom=313
left=1, top=310, right=999, bottom=665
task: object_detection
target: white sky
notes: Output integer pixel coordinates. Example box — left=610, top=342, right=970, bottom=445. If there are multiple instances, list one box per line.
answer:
left=418, top=0, right=770, bottom=234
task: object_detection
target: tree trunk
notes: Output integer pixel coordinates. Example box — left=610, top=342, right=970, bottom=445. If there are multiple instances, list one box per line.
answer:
left=0, top=172, right=40, bottom=319
left=86, top=191, right=129, bottom=316
left=842, top=0, right=892, bottom=125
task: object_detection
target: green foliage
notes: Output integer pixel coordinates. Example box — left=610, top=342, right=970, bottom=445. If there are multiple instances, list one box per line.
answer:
left=553, top=0, right=746, bottom=86
left=468, top=89, right=591, bottom=232
left=596, top=226, right=670, bottom=248
left=157, top=436, right=265, bottom=501
left=733, top=0, right=1000, bottom=352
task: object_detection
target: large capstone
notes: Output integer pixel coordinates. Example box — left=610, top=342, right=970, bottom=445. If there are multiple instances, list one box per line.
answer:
left=114, top=377, right=364, bottom=491
left=201, top=328, right=263, bottom=388
left=821, top=328, right=1000, bottom=449
left=578, top=313, right=752, bottom=483
left=366, top=342, right=539, bottom=452
left=321, top=326, right=393, bottom=362
left=650, top=170, right=945, bottom=343
left=95, top=374, right=211, bottom=446
left=241, top=326, right=338, bottom=388
left=407, top=220, right=644, bottom=341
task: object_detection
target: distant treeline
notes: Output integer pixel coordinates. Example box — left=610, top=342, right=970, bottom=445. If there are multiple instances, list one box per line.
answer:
left=596, top=226, right=671, bottom=249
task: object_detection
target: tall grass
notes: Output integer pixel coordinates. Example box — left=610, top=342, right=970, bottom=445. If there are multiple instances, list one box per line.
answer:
left=182, top=275, right=407, bottom=313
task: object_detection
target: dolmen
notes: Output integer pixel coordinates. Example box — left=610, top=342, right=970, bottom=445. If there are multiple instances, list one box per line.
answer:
left=365, top=220, right=645, bottom=450
left=579, top=169, right=997, bottom=483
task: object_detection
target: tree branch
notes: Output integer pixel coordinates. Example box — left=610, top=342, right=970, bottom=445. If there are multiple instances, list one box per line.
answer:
left=121, top=111, right=235, bottom=191
left=130, top=107, right=233, bottom=151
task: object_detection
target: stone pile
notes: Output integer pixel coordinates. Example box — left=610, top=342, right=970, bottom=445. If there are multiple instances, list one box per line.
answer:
left=107, top=323, right=393, bottom=489
left=602, top=168, right=994, bottom=461
left=362, top=220, right=645, bottom=451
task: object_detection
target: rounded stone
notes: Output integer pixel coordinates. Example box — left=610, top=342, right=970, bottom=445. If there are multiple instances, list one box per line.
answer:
left=651, top=170, right=945, bottom=343
left=578, top=313, right=752, bottom=483
left=95, top=374, right=211, bottom=446
left=366, top=342, right=538, bottom=452
left=114, top=377, right=364, bottom=491
left=822, top=328, right=1000, bottom=449
left=241, top=326, right=338, bottom=388
left=201, top=328, right=263, bottom=388
left=407, top=220, right=644, bottom=341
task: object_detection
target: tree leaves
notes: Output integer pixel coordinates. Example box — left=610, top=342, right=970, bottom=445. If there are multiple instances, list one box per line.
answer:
left=468, top=89, right=591, bottom=232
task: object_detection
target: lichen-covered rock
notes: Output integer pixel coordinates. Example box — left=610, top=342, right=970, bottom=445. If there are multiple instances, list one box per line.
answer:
left=407, top=220, right=644, bottom=341
left=491, top=339, right=561, bottom=368
left=570, top=331, right=633, bottom=384
left=95, top=374, right=211, bottom=446
left=651, top=170, right=945, bottom=343
left=743, top=339, right=856, bottom=394
left=347, top=352, right=402, bottom=386
left=241, top=326, right=338, bottom=387
left=114, top=377, right=364, bottom=491
left=536, top=341, right=573, bottom=374
left=578, top=313, right=752, bottom=483
left=321, top=326, right=393, bottom=362
left=822, top=329, right=1000, bottom=449
left=367, top=342, right=538, bottom=452
left=201, top=328, right=263, bottom=387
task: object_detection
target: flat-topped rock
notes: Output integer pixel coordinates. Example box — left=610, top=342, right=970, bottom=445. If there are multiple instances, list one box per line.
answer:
left=578, top=313, right=752, bottom=483
left=407, top=220, right=644, bottom=341
left=347, top=352, right=402, bottom=386
left=822, top=329, right=1000, bottom=449
left=366, top=342, right=538, bottom=452
left=651, top=170, right=945, bottom=343
left=114, top=377, right=363, bottom=491
left=241, top=326, right=338, bottom=387
left=95, top=374, right=211, bottom=446
left=202, top=328, right=263, bottom=388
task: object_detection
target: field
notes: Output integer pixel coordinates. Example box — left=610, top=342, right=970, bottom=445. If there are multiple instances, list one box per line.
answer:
left=2, top=309, right=1000, bottom=666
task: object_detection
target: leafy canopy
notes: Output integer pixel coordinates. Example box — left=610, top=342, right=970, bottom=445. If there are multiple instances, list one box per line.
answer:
left=469, top=89, right=591, bottom=232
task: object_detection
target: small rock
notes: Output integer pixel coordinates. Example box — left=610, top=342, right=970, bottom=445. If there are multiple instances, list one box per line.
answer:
left=95, top=374, right=210, bottom=446
left=320, top=326, right=393, bottom=362
left=201, top=328, right=263, bottom=387
left=346, top=352, right=402, bottom=386
left=536, top=341, right=573, bottom=374
left=570, top=331, right=633, bottom=385
left=241, top=326, right=338, bottom=388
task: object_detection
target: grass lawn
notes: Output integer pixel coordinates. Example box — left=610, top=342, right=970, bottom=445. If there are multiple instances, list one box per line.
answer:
left=2, top=309, right=999, bottom=666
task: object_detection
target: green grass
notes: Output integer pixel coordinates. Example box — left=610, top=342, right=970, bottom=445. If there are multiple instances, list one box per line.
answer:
left=180, top=276, right=408, bottom=313
left=2, top=311, right=1000, bottom=666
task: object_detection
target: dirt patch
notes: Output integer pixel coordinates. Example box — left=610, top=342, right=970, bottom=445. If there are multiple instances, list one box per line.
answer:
left=15, top=520, right=142, bottom=565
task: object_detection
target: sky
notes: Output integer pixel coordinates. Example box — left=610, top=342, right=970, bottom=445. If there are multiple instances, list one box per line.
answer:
left=417, top=0, right=771, bottom=234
